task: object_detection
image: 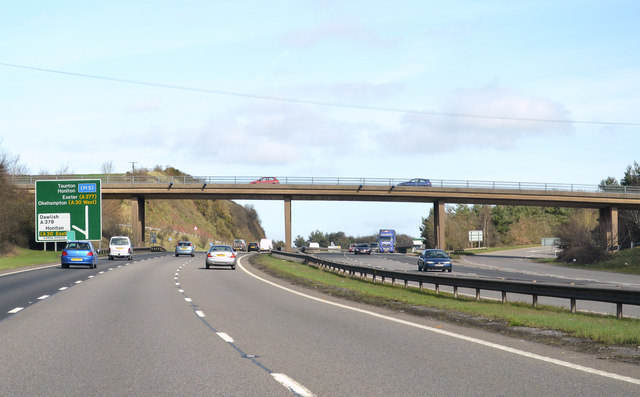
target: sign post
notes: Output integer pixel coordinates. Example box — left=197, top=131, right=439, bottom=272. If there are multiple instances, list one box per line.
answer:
left=35, top=180, right=102, bottom=242
left=468, top=230, right=484, bottom=248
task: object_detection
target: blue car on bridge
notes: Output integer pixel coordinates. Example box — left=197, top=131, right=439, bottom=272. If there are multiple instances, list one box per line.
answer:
left=397, top=178, right=432, bottom=187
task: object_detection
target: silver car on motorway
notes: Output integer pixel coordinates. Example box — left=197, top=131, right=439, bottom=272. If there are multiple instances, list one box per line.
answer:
left=205, top=245, right=237, bottom=270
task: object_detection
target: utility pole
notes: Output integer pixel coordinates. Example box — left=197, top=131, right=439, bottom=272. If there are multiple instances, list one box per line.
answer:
left=130, top=161, right=137, bottom=173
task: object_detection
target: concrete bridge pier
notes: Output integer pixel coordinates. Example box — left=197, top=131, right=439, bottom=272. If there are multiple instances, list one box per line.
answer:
left=284, top=197, right=292, bottom=252
left=434, top=200, right=446, bottom=250
left=599, top=206, right=619, bottom=248
left=131, top=196, right=145, bottom=247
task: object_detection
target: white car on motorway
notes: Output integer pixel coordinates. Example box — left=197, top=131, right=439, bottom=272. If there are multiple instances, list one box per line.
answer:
left=205, top=245, right=237, bottom=269
left=109, top=236, right=132, bottom=260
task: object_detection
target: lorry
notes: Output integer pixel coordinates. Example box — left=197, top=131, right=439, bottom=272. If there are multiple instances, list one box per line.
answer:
left=377, top=229, right=396, bottom=253
left=259, top=238, right=273, bottom=251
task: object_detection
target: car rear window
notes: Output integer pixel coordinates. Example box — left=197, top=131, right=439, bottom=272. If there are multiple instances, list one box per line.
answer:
left=66, top=242, right=90, bottom=250
left=178, top=242, right=191, bottom=246
left=111, top=238, right=129, bottom=245
left=210, top=246, right=232, bottom=252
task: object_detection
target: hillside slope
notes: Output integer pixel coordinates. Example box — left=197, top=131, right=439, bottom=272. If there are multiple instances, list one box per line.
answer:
left=112, top=198, right=265, bottom=249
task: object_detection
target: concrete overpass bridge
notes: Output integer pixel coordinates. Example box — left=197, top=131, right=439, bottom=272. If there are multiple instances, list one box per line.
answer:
left=18, top=175, right=640, bottom=251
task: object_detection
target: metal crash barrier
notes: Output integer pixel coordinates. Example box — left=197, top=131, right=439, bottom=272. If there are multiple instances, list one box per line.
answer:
left=270, top=251, right=640, bottom=319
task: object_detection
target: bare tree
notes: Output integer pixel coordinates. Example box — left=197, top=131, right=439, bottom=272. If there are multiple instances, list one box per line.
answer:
left=56, top=163, right=71, bottom=175
left=101, top=161, right=114, bottom=175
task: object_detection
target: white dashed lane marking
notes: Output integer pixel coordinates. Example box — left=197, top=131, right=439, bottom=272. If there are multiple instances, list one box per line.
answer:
left=175, top=257, right=316, bottom=396
left=8, top=307, right=24, bottom=314
left=216, top=332, right=234, bottom=343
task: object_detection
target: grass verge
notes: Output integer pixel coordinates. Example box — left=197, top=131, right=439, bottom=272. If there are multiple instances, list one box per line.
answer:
left=249, top=254, right=640, bottom=362
left=555, top=247, right=640, bottom=274
left=0, top=248, right=61, bottom=271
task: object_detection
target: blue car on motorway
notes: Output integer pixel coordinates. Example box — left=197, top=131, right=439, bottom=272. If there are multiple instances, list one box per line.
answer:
left=175, top=241, right=195, bottom=257
left=397, top=178, right=432, bottom=187
left=417, top=249, right=452, bottom=272
left=61, top=241, right=98, bottom=269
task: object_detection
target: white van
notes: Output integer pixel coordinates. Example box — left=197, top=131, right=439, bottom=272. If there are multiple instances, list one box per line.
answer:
left=259, top=238, right=273, bottom=251
left=109, top=236, right=133, bottom=260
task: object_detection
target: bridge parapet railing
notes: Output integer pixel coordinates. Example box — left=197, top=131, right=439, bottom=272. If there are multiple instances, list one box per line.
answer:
left=8, top=175, right=640, bottom=195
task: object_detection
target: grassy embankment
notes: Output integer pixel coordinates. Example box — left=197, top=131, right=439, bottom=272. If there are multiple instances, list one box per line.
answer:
left=250, top=254, right=640, bottom=346
left=0, top=248, right=61, bottom=271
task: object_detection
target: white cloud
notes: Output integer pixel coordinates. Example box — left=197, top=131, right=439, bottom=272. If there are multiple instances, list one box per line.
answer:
left=397, top=86, right=574, bottom=152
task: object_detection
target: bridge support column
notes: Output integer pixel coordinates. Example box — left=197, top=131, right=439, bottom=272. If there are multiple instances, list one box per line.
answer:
left=284, top=197, right=292, bottom=252
left=599, top=206, right=618, bottom=248
left=433, top=200, right=445, bottom=250
left=131, top=196, right=145, bottom=247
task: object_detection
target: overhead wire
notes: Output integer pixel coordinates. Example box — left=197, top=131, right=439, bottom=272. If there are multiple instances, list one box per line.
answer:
left=1, top=61, right=638, bottom=127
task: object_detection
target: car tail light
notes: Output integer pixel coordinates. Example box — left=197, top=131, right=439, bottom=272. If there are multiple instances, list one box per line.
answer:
left=207, top=252, right=213, bottom=258
left=62, top=251, right=68, bottom=256
left=87, top=251, right=93, bottom=256
left=230, top=253, right=236, bottom=258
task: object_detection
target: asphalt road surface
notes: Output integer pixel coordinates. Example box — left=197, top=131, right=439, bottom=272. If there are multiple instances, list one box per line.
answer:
left=1, top=252, right=639, bottom=396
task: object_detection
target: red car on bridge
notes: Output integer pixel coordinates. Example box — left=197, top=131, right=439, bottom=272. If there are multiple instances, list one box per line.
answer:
left=250, top=177, right=280, bottom=184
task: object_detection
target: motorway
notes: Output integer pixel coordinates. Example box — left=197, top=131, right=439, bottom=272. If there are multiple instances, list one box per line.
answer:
left=315, top=247, right=640, bottom=318
left=1, top=252, right=639, bottom=396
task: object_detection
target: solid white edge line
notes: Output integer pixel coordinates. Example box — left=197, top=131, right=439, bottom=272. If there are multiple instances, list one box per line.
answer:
left=238, top=259, right=640, bottom=386
left=0, top=263, right=58, bottom=277
left=216, top=332, right=234, bottom=343
left=272, top=373, right=315, bottom=397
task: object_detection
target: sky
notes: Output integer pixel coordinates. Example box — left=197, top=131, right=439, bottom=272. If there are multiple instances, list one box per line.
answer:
left=2, top=1, right=639, bottom=242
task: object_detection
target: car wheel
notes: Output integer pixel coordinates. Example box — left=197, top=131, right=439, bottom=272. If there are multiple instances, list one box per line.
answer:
left=206, top=263, right=210, bottom=269
left=61, top=263, right=68, bottom=269
left=231, top=265, right=236, bottom=270
left=108, top=256, right=113, bottom=260
left=191, top=254, right=194, bottom=257
left=448, top=268, right=452, bottom=272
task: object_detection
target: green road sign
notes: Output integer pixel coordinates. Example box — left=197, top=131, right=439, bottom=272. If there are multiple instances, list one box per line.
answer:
left=35, top=180, right=102, bottom=242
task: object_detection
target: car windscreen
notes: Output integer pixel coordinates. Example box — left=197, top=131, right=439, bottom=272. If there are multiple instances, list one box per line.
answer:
left=425, top=250, right=448, bottom=258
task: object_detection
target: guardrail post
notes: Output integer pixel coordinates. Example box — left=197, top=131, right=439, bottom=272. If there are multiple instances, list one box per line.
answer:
left=532, top=295, right=538, bottom=307
left=501, top=291, right=507, bottom=303
left=475, top=288, right=481, bottom=300
left=435, top=284, right=440, bottom=294
left=617, top=303, right=623, bottom=319
left=419, top=281, right=423, bottom=291
left=453, top=286, right=458, bottom=298
left=571, top=298, right=577, bottom=313
left=404, top=280, right=408, bottom=288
